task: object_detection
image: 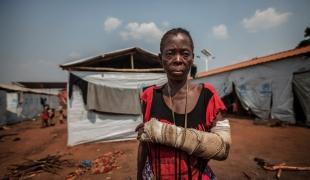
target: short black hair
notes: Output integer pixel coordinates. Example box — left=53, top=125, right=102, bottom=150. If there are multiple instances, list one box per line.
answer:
left=160, top=28, right=194, bottom=53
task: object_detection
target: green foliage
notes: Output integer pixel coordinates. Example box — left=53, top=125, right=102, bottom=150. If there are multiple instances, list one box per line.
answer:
left=297, top=27, right=310, bottom=48
left=305, top=27, right=310, bottom=38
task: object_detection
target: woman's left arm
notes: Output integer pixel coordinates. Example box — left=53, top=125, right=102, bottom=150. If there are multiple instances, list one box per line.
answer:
left=209, top=112, right=231, bottom=160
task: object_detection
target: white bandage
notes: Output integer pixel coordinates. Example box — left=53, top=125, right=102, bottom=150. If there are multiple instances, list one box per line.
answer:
left=138, top=118, right=231, bottom=160
left=210, top=119, right=231, bottom=160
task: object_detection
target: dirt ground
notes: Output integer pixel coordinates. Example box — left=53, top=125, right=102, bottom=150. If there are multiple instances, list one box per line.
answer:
left=1, top=116, right=310, bottom=180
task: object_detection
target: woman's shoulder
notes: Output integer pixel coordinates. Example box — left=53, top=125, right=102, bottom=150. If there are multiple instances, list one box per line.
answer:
left=202, top=83, right=217, bottom=94
left=140, top=85, right=163, bottom=102
left=190, top=83, right=217, bottom=97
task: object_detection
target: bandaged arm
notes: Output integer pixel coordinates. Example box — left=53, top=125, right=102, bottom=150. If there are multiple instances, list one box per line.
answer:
left=138, top=118, right=231, bottom=160
left=209, top=119, right=231, bottom=160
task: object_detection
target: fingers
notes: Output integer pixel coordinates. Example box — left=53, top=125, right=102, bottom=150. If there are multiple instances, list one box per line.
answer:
left=137, top=128, right=144, bottom=139
left=135, top=123, right=144, bottom=132
left=136, top=123, right=145, bottom=140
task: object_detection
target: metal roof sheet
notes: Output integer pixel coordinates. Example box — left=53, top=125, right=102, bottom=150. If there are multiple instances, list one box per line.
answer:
left=0, top=84, right=58, bottom=95
left=59, top=47, right=159, bottom=69
left=197, top=46, right=310, bottom=78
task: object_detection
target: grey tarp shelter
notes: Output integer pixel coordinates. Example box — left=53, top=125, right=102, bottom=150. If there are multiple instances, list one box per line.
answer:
left=193, top=46, right=310, bottom=125
left=293, top=70, right=310, bottom=125
left=0, top=84, right=59, bottom=125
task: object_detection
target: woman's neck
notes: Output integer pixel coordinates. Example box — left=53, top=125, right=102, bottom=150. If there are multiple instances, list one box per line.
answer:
left=167, top=78, right=189, bottom=96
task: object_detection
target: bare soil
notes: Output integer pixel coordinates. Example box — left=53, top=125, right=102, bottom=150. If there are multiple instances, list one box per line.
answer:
left=1, top=116, right=310, bottom=180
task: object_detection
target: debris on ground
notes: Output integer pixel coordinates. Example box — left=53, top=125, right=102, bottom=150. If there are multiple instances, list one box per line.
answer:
left=12, top=137, right=21, bottom=141
left=0, top=126, right=11, bottom=130
left=242, top=170, right=258, bottom=179
left=3, top=154, right=74, bottom=179
left=80, top=159, right=92, bottom=168
left=0, top=133, right=18, bottom=142
left=254, top=157, right=310, bottom=179
left=65, top=150, right=123, bottom=180
left=253, top=119, right=288, bottom=127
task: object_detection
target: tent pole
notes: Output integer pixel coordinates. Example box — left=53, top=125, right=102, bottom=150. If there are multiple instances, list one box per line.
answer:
left=130, top=53, right=134, bottom=69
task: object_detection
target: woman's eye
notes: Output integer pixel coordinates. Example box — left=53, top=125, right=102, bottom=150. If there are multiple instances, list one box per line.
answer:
left=165, top=51, right=174, bottom=57
left=182, top=51, right=191, bottom=58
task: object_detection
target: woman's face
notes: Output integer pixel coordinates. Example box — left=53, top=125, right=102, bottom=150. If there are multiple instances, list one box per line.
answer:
left=160, top=33, right=194, bottom=81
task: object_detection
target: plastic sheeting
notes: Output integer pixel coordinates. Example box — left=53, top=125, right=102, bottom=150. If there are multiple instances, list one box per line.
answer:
left=193, top=55, right=310, bottom=123
left=67, top=71, right=167, bottom=146
left=87, top=83, right=141, bottom=115
left=234, top=77, right=272, bottom=120
left=72, top=71, right=167, bottom=89
left=20, top=93, right=59, bottom=119
left=3, top=93, right=21, bottom=125
left=68, top=86, right=142, bottom=146
left=0, top=90, right=8, bottom=125
left=293, top=71, right=310, bottom=125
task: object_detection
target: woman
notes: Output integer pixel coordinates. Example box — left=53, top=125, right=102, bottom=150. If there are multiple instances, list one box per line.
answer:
left=136, top=28, right=231, bottom=180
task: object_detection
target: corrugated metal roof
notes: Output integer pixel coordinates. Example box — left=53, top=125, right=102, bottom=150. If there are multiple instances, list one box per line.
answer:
left=59, top=47, right=159, bottom=69
left=197, top=46, right=310, bottom=78
left=0, top=84, right=58, bottom=95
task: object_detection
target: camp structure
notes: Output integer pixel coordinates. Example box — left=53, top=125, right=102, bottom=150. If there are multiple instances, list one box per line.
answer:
left=14, top=82, right=67, bottom=108
left=60, top=47, right=167, bottom=146
left=193, top=46, right=310, bottom=126
left=0, top=83, right=59, bottom=125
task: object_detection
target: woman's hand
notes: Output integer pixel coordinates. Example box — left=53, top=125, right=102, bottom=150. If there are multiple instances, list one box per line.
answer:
left=136, top=123, right=147, bottom=180
left=135, top=123, right=144, bottom=140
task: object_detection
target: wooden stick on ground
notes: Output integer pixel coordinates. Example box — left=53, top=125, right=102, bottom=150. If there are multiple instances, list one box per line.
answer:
left=4, top=154, right=74, bottom=179
left=254, top=157, right=310, bottom=179
left=276, top=163, right=285, bottom=179
left=263, top=165, right=310, bottom=171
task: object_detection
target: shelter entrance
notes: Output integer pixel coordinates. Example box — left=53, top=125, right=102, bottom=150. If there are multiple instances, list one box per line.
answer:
left=222, top=83, right=251, bottom=118
left=293, top=70, right=310, bottom=126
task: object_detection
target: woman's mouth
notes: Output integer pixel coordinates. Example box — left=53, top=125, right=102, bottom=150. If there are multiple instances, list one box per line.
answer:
left=171, top=69, right=184, bottom=75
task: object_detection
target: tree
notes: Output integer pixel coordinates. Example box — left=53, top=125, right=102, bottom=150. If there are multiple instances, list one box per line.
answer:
left=304, top=27, right=310, bottom=38
left=296, top=27, right=310, bottom=48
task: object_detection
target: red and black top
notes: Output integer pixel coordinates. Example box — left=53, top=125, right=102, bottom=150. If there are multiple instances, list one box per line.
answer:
left=140, top=83, right=226, bottom=180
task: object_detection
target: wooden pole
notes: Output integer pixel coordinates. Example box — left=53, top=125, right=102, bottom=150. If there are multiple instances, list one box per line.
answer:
left=68, top=67, right=164, bottom=72
left=130, top=53, right=134, bottom=69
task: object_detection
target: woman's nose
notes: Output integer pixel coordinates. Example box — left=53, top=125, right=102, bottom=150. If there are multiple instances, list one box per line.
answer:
left=175, top=54, right=181, bottom=61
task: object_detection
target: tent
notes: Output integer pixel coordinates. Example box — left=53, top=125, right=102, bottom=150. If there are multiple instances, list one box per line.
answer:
left=60, top=47, right=167, bottom=146
left=0, top=84, right=59, bottom=125
left=193, top=46, right=310, bottom=125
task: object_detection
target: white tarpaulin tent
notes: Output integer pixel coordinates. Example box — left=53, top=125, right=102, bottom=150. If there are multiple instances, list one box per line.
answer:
left=60, top=47, right=166, bottom=146
left=193, top=46, right=310, bottom=124
left=67, top=71, right=167, bottom=146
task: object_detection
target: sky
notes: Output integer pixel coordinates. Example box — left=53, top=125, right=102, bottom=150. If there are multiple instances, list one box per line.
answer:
left=0, top=0, right=309, bottom=83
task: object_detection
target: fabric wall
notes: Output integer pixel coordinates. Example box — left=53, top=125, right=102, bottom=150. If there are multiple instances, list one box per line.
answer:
left=20, top=93, right=58, bottom=119
left=0, top=90, right=7, bottom=125
left=5, top=92, right=22, bottom=124
left=68, top=85, right=142, bottom=146
left=193, top=56, right=310, bottom=123
left=75, top=71, right=167, bottom=89
left=67, top=71, right=167, bottom=145
left=87, top=83, right=141, bottom=114
left=69, top=71, right=167, bottom=115
left=44, top=94, right=59, bottom=109
left=293, top=71, right=310, bottom=125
